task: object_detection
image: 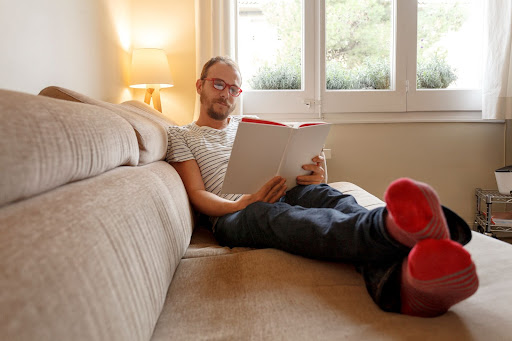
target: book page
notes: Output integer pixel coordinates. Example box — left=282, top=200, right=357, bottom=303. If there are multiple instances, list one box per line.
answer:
left=277, top=124, right=331, bottom=190
left=221, top=122, right=292, bottom=194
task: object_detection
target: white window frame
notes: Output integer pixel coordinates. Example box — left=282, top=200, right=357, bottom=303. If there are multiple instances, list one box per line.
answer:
left=237, top=0, right=483, bottom=122
left=402, top=0, right=482, bottom=113
left=239, top=0, right=317, bottom=118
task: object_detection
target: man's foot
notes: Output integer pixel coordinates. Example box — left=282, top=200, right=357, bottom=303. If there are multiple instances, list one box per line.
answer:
left=384, top=178, right=450, bottom=248
left=400, top=239, right=479, bottom=317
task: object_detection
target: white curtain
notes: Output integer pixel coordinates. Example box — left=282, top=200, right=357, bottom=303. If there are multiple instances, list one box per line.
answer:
left=194, top=0, right=241, bottom=120
left=482, top=1, right=512, bottom=119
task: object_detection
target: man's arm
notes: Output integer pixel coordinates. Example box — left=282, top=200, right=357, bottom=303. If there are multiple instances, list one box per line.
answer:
left=172, top=159, right=287, bottom=217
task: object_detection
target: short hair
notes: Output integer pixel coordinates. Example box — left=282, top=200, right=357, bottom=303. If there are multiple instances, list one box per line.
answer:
left=200, top=56, right=242, bottom=83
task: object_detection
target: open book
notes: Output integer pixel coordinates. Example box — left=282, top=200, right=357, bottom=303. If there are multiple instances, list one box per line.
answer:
left=221, top=118, right=331, bottom=194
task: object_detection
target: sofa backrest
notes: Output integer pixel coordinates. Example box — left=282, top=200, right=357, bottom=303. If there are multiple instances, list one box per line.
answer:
left=39, top=86, right=177, bottom=166
left=0, top=89, right=140, bottom=207
left=0, top=88, right=194, bottom=340
left=1, top=162, right=193, bottom=341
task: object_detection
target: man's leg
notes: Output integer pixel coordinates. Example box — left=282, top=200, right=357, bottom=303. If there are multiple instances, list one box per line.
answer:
left=215, top=178, right=478, bottom=317
left=279, top=183, right=365, bottom=212
left=215, top=198, right=408, bottom=263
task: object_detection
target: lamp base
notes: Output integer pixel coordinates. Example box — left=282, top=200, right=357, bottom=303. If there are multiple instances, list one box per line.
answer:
left=144, top=87, right=162, bottom=112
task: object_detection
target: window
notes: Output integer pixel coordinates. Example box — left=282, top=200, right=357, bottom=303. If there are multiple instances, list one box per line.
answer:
left=408, top=0, right=483, bottom=112
left=236, top=0, right=483, bottom=120
left=238, top=0, right=303, bottom=91
left=238, top=0, right=315, bottom=117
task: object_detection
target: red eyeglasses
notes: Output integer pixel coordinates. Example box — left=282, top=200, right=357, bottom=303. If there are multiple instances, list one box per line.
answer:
left=203, top=78, right=243, bottom=97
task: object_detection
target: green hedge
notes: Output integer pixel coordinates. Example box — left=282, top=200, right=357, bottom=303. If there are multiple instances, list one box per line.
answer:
left=249, top=58, right=456, bottom=90
left=326, top=59, right=390, bottom=90
left=416, top=56, right=457, bottom=89
left=248, top=64, right=301, bottom=90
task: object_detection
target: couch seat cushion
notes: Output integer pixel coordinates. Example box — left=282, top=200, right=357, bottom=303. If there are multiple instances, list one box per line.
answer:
left=157, top=182, right=512, bottom=340
left=152, top=232, right=512, bottom=340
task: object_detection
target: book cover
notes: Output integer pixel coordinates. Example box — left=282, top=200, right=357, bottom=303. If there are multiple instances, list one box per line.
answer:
left=220, top=118, right=331, bottom=194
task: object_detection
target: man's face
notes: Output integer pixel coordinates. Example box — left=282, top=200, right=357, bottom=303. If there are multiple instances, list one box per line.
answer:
left=198, top=62, right=241, bottom=121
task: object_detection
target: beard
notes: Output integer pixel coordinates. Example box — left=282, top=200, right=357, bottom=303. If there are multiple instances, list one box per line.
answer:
left=201, top=94, right=236, bottom=121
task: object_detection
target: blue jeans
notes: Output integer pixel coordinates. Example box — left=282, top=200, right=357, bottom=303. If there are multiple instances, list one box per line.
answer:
left=215, top=184, right=409, bottom=262
left=213, top=184, right=472, bottom=313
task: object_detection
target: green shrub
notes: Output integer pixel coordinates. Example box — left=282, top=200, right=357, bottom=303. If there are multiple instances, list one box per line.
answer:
left=249, top=64, right=301, bottom=90
left=249, top=57, right=456, bottom=90
left=325, top=64, right=356, bottom=90
left=326, top=58, right=390, bottom=90
left=416, top=56, right=457, bottom=89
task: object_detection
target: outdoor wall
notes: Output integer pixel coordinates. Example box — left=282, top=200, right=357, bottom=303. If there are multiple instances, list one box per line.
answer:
left=325, top=122, right=505, bottom=224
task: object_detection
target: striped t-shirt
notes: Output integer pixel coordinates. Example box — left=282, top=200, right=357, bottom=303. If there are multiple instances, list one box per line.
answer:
left=166, top=115, right=246, bottom=204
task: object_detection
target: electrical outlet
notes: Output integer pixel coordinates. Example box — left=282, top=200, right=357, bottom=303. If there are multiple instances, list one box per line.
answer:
left=323, top=149, right=332, bottom=159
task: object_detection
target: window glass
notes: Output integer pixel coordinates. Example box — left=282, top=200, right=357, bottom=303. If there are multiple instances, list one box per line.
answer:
left=325, top=0, right=393, bottom=90
left=237, top=0, right=303, bottom=90
left=236, top=0, right=483, bottom=117
left=417, top=0, right=483, bottom=89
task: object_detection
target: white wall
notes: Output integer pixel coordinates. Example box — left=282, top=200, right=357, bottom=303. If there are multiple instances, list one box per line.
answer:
left=0, top=0, right=196, bottom=125
left=325, top=122, right=505, bottom=224
left=0, top=0, right=132, bottom=102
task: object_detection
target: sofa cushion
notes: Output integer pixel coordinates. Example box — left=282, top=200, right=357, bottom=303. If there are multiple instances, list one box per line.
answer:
left=120, top=100, right=177, bottom=126
left=169, top=182, right=512, bottom=340
left=0, top=161, right=194, bottom=341
left=0, top=89, right=139, bottom=207
left=151, top=248, right=370, bottom=340
left=183, top=226, right=254, bottom=258
left=329, top=181, right=386, bottom=210
left=39, top=86, right=175, bottom=165
left=153, top=230, right=512, bottom=340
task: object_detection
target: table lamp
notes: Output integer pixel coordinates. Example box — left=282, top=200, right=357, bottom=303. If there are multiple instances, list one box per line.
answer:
left=129, top=48, right=174, bottom=112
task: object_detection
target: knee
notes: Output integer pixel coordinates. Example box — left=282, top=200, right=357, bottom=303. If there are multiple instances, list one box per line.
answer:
left=303, top=183, right=339, bottom=198
left=310, top=183, right=332, bottom=192
left=289, top=183, right=331, bottom=196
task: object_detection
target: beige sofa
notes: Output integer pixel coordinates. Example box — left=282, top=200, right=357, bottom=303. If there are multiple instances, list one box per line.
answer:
left=1, top=87, right=512, bottom=340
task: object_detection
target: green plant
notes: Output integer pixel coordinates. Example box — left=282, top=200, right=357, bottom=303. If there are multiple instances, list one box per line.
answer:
left=326, top=58, right=390, bottom=90
left=249, top=64, right=301, bottom=90
left=326, top=63, right=356, bottom=90
left=249, top=57, right=457, bottom=90
left=416, top=56, right=457, bottom=89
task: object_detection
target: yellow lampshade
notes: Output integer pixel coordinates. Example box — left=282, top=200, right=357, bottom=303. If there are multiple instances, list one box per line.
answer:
left=130, top=48, right=174, bottom=89
left=129, top=48, right=173, bottom=112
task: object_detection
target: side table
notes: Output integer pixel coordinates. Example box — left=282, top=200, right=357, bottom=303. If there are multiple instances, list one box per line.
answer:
left=474, top=188, right=512, bottom=238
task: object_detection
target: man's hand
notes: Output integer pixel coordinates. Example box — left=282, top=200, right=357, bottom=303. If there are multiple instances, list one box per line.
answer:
left=296, top=155, right=325, bottom=185
left=173, top=160, right=287, bottom=217
left=236, top=176, right=287, bottom=211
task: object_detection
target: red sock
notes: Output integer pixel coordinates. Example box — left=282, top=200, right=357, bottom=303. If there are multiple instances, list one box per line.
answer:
left=384, top=178, right=449, bottom=247
left=400, top=239, right=479, bottom=317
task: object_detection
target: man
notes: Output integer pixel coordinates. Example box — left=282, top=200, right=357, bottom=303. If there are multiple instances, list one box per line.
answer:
left=166, top=56, right=478, bottom=317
